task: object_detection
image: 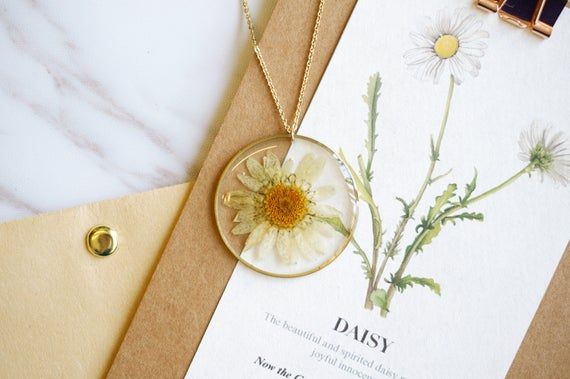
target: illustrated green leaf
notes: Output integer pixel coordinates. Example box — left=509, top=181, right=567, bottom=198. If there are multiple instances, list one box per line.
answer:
left=427, top=183, right=457, bottom=221
left=319, top=216, right=350, bottom=236
left=370, top=288, right=389, bottom=311
left=395, top=197, right=413, bottom=219
left=340, top=148, right=383, bottom=253
left=389, top=274, right=441, bottom=296
left=383, top=241, right=399, bottom=259
left=442, top=212, right=484, bottom=226
left=430, top=136, right=439, bottom=162
left=339, top=149, right=374, bottom=206
left=354, top=251, right=372, bottom=279
left=411, top=184, right=456, bottom=253
left=357, top=155, right=371, bottom=191
left=459, top=169, right=478, bottom=205
left=362, top=73, right=382, bottom=181
left=417, top=221, right=442, bottom=250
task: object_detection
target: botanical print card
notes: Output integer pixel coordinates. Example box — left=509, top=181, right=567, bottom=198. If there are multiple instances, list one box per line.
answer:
left=188, top=1, right=570, bottom=378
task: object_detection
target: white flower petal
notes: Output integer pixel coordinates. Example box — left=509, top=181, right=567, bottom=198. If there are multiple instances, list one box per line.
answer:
left=276, top=230, right=293, bottom=263
left=436, top=9, right=452, bottom=34
left=417, top=56, right=441, bottom=82
left=231, top=219, right=257, bottom=235
left=257, top=227, right=278, bottom=259
left=456, top=51, right=481, bottom=76
left=460, top=39, right=488, bottom=54
left=295, top=153, right=325, bottom=182
left=246, top=157, right=268, bottom=182
left=263, top=153, right=281, bottom=177
left=282, top=158, right=294, bottom=175
left=313, top=219, right=335, bottom=238
left=449, top=57, right=466, bottom=84
left=302, top=227, right=324, bottom=255
left=431, top=59, right=446, bottom=84
left=244, top=222, right=270, bottom=252
left=287, top=230, right=301, bottom=263
left=404, top=49, right=437, bottom=66
left=233, top=207, right=257, bottom=223
left=224, top=190, right=259, bottom=210
left=404, top=9, right=488, bottom=84
left=292, top=229, right=314, bottom=259
left=519, top=123, right=570, bottom=186
left=461, top=30, right=490, bottom=43
left=314, top=185, right=335, bottom=201
left=238, top=173, right=263, bottom=192
left=312, top=203, right=341, bottom=218
left=452, top=14, right=480, bottom=38
left=424, top=57, right=444, bottom=83
left=545, top=131, right=565, bottom=152
left=409, top=32, right=434, bottom=47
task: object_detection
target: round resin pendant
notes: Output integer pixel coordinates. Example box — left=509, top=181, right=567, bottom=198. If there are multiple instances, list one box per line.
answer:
left=215, top=134, right=358, bottom=277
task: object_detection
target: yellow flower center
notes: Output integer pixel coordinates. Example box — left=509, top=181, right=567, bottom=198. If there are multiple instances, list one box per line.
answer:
left=264, top=183, right=308, bottom=229
left=434, top=34, right=459, bottom=59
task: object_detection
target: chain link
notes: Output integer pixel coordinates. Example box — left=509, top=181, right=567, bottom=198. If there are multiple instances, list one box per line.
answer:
left=242, top=0, right=325, bottom=137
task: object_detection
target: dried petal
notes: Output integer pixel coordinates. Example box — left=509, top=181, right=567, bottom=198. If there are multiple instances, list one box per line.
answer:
left=246, top=157, right=267, bottom=182
left=295, top=153, right=325, bottom=182
left=244, top=222, right=270, bottom=251
left=238, top=173, right=263, bottom=192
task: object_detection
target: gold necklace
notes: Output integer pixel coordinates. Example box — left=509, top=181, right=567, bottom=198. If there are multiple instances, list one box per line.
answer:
left=214, top=0, right=358, bottom=277
left=242, top=0, right=322, bottom=137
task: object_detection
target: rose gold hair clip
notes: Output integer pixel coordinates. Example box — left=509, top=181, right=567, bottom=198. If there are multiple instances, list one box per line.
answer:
left=476, top=0, right=569, bottom=38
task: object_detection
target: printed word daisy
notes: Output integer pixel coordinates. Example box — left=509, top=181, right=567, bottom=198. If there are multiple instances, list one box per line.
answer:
left=404, top=9, right=489, bottom=84
left=223, top=152, right=341, bottom=264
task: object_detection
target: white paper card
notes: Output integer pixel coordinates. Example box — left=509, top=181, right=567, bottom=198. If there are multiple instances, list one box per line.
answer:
left=188, top=1, right=570, bottom=378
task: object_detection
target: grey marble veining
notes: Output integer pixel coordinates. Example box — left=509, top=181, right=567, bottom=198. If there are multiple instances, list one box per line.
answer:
left=0, top=0, right=276, bottom=223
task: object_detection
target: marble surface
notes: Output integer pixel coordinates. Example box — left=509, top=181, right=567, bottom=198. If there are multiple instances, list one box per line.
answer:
left=0, top=0, right=276, bottom=223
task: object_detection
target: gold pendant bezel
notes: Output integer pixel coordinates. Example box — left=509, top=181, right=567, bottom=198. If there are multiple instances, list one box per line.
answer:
left=214, top=134, right=359, bottom=278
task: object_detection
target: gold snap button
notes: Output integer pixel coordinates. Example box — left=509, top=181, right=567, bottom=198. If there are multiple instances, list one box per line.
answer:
left=86, top=225, right=118, bottom=257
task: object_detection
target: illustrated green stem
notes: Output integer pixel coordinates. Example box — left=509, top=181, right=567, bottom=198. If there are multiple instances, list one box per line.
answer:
left=361, top=156, right=383, bottom=309
left=372, top=75, right=456, bottom=292
left=468, top=165, right=532, bottom=205
left=380, top=164, right=532, bottom=317
left=364, top=201, right=382, bottom=309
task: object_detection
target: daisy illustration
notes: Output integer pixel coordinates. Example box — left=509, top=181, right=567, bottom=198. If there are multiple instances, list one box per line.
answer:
left=519, top=123, right=570, bottom=186
left=223, top=152, right=341, bottom=264
left=404, top=9, right=489, bottom=84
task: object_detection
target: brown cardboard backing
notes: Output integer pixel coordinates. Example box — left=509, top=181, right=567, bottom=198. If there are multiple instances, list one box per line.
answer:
left=108, top=1, right=570, bottom=377
left=107, top=1, right=357, bottom=377
left=508, top=244, right=570, bottom=378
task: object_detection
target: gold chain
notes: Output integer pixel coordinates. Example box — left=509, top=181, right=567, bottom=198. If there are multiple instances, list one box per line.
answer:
left=242, top=0, right=325, bottom=137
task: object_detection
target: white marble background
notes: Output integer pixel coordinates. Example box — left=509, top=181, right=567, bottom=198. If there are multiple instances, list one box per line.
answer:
left=0, top=0, right=276, bottom=223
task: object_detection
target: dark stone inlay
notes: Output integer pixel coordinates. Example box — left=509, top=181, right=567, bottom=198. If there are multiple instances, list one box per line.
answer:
left=539, top=0, right=566, bottom=26
left=501, top=0, right=540, bottom=22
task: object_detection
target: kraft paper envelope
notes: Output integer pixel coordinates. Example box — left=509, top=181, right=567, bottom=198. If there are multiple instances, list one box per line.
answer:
left=0, top=183, right=190, bottom=378
left=108, top=1, right=570, bottom=378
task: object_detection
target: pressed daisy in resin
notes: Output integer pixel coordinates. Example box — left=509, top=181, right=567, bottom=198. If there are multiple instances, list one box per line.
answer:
left=223, top=152, right=341, bottom=264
